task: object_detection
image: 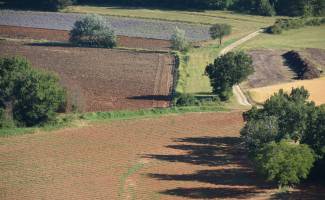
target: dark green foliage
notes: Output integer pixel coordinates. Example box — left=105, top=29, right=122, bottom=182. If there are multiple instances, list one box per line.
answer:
left=255, top=141, right=315, bottom=187
left=70, top=14, right=117, bottom=48
left=13, top=70, right=67, bottom=127
left=0, top=57, right=30, bottom=105
left=5, top=0, right=73, bottom=11
left=256, top=0, right=276, bottom=16
left=205, top=51, right=254, bottom=100
left=241, top=116, right=279, bottom=154
left=267, top=17, right=325, bottom=34
left=243, top=87, right=325, bottom=186
left=173, top=93, right=200, bottom=106
left=209, top=24, right=232, bottom=45
left=302, top=105, right=325, bottom=157
left=0, top=57, right=67, bottom=127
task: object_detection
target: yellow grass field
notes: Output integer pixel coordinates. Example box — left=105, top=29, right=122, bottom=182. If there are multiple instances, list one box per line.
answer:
left=248, top=77, right=325, bottom=105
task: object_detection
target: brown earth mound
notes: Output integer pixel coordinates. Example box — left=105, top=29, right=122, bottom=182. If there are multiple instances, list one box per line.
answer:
left=0, top=25, right=171, bottom=51
left=0, top=40, right=174, bottom=112
left=283, top=50, right=321, bottom=80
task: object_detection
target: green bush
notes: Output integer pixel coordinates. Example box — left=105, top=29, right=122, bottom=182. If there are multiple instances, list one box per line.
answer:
left=205, top=51, right=254, bottom=100
left=70, top=14, right=117, bottom=48
left=173, top=93, right=200, bottom=106
left=170, top=27, right=190, bottom=52
left=256, top=0, right=276, bottom=16
left=13, top=70, right=67, bottom=127
left=255, top=140, right=315, bottom=187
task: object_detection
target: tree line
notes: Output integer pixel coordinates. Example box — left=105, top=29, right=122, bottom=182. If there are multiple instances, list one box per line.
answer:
left=3, top=0, right=325, bottom=16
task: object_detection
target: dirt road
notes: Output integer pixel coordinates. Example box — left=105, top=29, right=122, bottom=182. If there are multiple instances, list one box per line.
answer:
left=220, top=30, right=263, bottom=107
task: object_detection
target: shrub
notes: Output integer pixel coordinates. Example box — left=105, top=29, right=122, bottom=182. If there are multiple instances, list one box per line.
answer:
left=13, top=70, right=67, bottom=127
left=0, top=57, right=31, bottom=105
left=173, top=93, right=200, bottom=106
left=209, top=24, right=232, bottom=45
left=205, top=51, right=254, bottom=100
left=255, top=141, right=315, bottom=187
left=70, top=14, right=117, bottom=48
left=170, top=27, right=190, bottom=52
left=241, top=116, right=279, bottom=154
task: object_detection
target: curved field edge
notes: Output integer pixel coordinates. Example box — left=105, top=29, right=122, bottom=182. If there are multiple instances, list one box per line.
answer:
left=0, top=106, right=230, bottom=137
left=248, top=77, right=325, bottom=105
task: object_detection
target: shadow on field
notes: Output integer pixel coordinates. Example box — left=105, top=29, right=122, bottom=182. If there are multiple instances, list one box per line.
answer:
left=127, top=95, right=171, bottom=101
left=144, top=136, right=274, bottom=199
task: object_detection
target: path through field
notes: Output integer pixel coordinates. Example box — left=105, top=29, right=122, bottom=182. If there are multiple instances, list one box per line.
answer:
left=219, top=30, right=263, bottom=107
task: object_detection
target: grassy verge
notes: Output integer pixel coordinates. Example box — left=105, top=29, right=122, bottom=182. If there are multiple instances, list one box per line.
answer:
left=239, top=25, right=325, bottom=50
left=0, top=106, right=229, bottom=137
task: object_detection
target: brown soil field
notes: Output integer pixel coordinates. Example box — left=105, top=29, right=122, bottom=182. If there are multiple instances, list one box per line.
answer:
left=1, top=112, right=324, bottom=200
left=0, top=40, right=174, bottom=112
left=0, top=25, right=171, bottom=51
left=246, top=49, right=296, bottom=88
left=302, top=48, right=325, bottom=72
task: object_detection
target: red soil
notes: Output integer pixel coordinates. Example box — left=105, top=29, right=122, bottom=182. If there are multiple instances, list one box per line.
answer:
left=0, top=25, right=171, bottom=51
left=1, top=112, right=323, bottom=199
left=0, top=40, right=174, bottom=112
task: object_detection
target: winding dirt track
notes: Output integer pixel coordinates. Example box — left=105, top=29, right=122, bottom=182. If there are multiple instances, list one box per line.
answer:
left=219, top=30, right=263, bottom=107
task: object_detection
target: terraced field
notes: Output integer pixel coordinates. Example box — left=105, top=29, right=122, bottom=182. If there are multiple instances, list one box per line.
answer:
left=0, top=10, right=210, bottom=41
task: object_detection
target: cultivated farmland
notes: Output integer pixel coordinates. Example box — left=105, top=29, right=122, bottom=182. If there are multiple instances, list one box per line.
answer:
left=0, top=10, right=210, bottom=41
left=1, top=112, right=324, bottom=199
left=0, top=25, right=172, bottom=51
left=0, top=40, right=174, bottom=112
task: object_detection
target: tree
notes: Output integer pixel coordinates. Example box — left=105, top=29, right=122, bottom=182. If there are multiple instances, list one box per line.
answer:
left=256, top=0, right=276, bottom=16
left=205, top=51, right=254, bottom=100
left=70, top=14, right=117, bottom=48
left=13, top=70, right=67, bottom=127
left=209, top=24, right=232, bottom=45
left=241, top=116, right=279, bottom=154
left=0, top=57, right=30, bottom=107
left=170, top=27, right=190, bottom=52
left=255, top=140, right=315, bottom=187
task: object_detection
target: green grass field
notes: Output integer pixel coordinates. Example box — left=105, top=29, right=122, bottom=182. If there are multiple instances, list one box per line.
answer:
left=239, top=25, right=325, bottom=50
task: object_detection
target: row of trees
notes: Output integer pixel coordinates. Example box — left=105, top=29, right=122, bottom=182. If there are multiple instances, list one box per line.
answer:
left=241, top=87, right=325, bottom=187
left=4, top=0, right=325, bottom=16
left=0, top=57, right=66, bottom=127
left=78, top=0, right=325, bottom=16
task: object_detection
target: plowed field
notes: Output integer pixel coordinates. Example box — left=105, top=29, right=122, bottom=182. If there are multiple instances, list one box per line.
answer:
left=1, top=112, right=324, bottom=199
left=0, top=25, right=171, bottom=51
left=0, top=40, right=174, bottom=112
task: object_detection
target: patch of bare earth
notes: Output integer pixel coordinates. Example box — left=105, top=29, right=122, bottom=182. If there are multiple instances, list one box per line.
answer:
left=1, top=112, right=324, bottom=199
left=0, top=25, right=171, bottom=51
left=0, top=40, right=174, bottom=112
left=245, top=49, right=296, bottom=89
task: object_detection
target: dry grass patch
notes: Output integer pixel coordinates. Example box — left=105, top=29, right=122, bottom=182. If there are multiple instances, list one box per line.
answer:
left=248, top=77, right=325, bottom=105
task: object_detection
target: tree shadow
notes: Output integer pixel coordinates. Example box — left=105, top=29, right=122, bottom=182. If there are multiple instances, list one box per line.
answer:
left=144, top=136, right=275, bottom=199
left=127, top=95, right=171, bottom=101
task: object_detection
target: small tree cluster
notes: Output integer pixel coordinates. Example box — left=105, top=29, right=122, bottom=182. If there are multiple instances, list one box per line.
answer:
left=205, top=51, right=254, bottom=100
left=241, top=87, right=325, bottom=187
left=70, top=14, right=117, bottom=48
left=209, top=24, right=232, bottom=45
left=267, top=17, right=325, bottom=34
left=170, top=27, right=190, bottom=52
left=0, top=57, right=66, bottom=127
